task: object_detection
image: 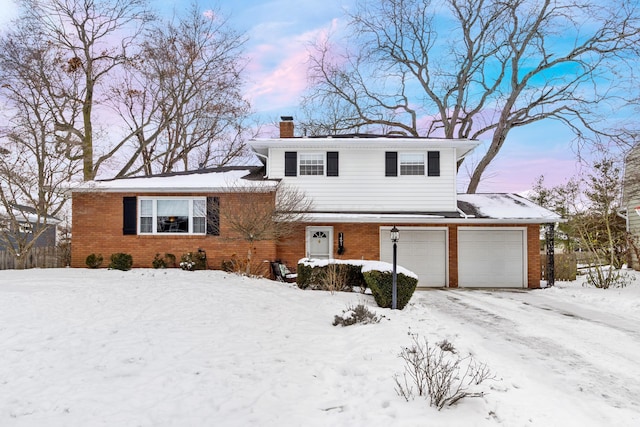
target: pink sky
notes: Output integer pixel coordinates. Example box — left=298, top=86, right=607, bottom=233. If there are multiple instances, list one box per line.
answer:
left=0, top=0, right=612, bottom=194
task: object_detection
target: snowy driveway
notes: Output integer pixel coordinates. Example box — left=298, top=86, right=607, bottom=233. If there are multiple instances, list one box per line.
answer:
left=409, top=288, right=640, bottom=425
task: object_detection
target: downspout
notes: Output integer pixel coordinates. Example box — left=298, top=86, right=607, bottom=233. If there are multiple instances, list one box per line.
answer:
left=253, top=152, right=269, bottom=178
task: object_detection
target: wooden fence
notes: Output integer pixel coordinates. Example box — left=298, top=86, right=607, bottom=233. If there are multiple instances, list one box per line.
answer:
left=0, top=247, right=64, bottom=270
left=540, top=253, right=578, bottom=281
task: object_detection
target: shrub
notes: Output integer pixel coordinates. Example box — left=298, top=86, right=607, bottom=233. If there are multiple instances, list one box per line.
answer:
left=333, top=303, right=381, bottom=326
left=394, top=334, right=495, bottom=410
left=85, top=253, right=103, bottom=269
left=584, top=266, right=635, bottom=289
left=152, top=253, right=177, bottom=269
left=296, top=260, right=367, bottom=291
left=152, top=253, right=166, bottom=269
left=221, top=253, right=268, bottom=276
left=109, top=253, right=133, bottom=271
left=180, top=251, right=207, bottom=271
left=363, top=270, right=417, bottom=309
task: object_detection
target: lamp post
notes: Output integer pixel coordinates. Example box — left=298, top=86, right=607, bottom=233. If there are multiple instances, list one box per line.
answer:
left=390, top=225, right=399, bottom=310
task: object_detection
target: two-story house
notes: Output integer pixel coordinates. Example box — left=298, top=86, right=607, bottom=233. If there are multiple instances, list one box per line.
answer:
left=69, top=119, right=560, bottom=288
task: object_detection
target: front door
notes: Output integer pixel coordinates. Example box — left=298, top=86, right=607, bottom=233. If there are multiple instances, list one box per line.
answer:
left=306, top=226, right=333, bottom=259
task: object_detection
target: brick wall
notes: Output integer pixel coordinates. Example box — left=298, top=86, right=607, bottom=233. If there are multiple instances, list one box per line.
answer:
left=277, top=222, right=542, bottom=288
left=71, top=192, right=277, bottom=270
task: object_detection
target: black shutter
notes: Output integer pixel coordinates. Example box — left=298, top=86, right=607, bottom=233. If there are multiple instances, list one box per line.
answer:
left=385, top=152, right=398, bottom=176
left=206, top=197, right=220, bottom=236
left=285, top=152, right=297, bottom=176
left=123, top=197, right=137, bottom=235
left=428, top=151, right=440, bottom=176
left=327, top=151, right=339, bottom=177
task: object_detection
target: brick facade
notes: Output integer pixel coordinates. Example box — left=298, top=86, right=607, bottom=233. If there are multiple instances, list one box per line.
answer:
left=276, top=222, right=541, bottom=289
left=72, top=192, right=542, bottom=288
left=71, top=192, right=277, bottom=270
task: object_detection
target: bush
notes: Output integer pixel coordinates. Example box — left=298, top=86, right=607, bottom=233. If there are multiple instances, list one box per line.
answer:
left=584, top=266, right=635, bottom=289
left=296, top=260, right=367, bottom=291
left=180, top=251, right=207, bottom=271
left=152, top=253, right=177, bottom=269
left=85, top=253, right=103, bottom=269
left=109, top=253, right=133, bottom=271
left=333, top=303, right=381, bottom=326
left=394, top=334, right=495, bottom=410
left=363, top=270, right=417, bottom=309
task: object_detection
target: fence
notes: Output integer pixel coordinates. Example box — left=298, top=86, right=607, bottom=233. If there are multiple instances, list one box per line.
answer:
left=0, top=247, right=65, bottom=270
left=540, top=253, right=578, bottom=282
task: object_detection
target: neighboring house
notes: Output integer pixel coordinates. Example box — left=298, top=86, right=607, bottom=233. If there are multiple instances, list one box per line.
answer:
left=70, top=119, right=560, bottom=288
left=0, top=204, right=60, bottom=251
left=623, top=143, right=640, bottom=269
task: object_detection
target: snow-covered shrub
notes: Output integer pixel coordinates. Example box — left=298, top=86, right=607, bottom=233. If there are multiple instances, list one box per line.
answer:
left=109, top=253, right=133, bottom=271
left=333, top=303, right=381, bottom=326
left=296, top=259, right=366, bottom=291
left=394, top=334, right=495, bottom=410
left=363, top=270, right=417, bottom=309
left=85, top=253, right=103, bottom=269
left=585, top=266, right=635, bottom=289
left=180, top=251, right=207, bottom=271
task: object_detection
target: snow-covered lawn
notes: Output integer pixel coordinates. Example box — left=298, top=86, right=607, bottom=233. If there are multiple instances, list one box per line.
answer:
left=1, top=268, right=640, bottom=426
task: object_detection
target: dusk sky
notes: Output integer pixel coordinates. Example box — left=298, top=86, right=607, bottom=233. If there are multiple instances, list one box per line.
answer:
left=0, top=0, right=599, bottom=193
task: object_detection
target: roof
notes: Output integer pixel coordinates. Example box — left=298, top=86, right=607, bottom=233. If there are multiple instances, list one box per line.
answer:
left=249, top=136, right=480, bottom=162
left=302, top=194, right=562, bottom=224
left=0, top=203, right=61, bottom=225
left=457, top=193, right=562, bottom=222
left=69, top=166, right=278, bottom=193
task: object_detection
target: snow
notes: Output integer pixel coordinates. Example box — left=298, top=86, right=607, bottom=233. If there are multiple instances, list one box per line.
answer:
left=299, top=258, right=419, bottom=279
left=2, top=268, right=640, bottom=426
left=458, top=193, right=562, bottom=221
left=69, top=168, right=277, bottom=193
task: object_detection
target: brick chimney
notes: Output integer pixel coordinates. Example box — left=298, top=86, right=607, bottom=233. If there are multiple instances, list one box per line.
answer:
left=280, top=116, right=294, bottom=138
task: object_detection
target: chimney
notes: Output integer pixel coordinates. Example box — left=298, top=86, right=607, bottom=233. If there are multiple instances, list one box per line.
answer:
left=280, top=116, right=294, bottom=138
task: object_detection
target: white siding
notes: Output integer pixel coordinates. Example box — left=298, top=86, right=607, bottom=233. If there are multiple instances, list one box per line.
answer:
left=269, top=147, right=458, bottom=212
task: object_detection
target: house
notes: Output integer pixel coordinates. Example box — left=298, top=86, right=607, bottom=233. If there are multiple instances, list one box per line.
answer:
left=69, top=119, right=560, bottom=288
left=623, top=144, right=640, bottom=269
left=0, top=203, right=60, bottom=250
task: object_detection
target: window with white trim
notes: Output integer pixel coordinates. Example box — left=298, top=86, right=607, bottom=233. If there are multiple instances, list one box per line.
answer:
left=138, top=197, right=207, bottom=234
left=400, top=153, right=425, bottom=175
left=299, top=153, right=324, bottom=176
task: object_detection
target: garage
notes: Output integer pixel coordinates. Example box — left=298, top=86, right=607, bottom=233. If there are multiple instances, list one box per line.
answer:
left=457, top=227, right=526, bottom=288
left=380, top=227, right=447, bottom=287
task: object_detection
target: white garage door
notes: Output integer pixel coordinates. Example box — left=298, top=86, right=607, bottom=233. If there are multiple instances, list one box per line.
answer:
left=380, top=227, right=447, bottom=287
left=458, top=228, right=526, bottom=288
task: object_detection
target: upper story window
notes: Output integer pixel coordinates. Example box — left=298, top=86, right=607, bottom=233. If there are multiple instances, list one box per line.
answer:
left=299, top=153, right=324, bottom=176
left=129, top=197, right=216, bottom=235
left=399, top=153, right=425, bottom=175
left=284, top=151, right=339, bottom=177
left=386, top=151, right=440, bottom=177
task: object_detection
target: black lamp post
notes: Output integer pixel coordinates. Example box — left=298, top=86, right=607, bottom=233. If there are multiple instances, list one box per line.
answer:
left=390, top=225, right=399, bottom=309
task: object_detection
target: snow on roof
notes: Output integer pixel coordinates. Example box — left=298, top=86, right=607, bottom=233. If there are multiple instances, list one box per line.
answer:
left=0, top=204, right=61, bottom=225
left=69, top=167, right=278, bottom=193
left=458, top=193, right=563, bottom=222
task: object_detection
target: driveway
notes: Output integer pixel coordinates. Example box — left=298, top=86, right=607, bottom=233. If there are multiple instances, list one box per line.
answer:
left=410, top=288, right=640, bottom=425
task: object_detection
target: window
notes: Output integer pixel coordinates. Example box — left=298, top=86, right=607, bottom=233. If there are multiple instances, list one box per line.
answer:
left=138, top=197, right=208, bottom=234
left=400, top=153, right=425, bottom=175
left=385, top=151, right=440, bottom=177
left=299, top=153, right=324, bottom=176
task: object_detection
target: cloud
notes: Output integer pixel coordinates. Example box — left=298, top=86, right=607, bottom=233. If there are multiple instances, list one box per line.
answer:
left=243, top=18, right=342, bottom=115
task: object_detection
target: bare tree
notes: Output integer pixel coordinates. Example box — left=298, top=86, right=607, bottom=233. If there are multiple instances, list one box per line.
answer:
left=304, top=0, right=640, bottom=192
left=17, top=0, right=154, bottom=181
left=0, top=17, right=80, bottom=266
left=221, top=183, right=312, bottom=275
left=113, top=3, right=250, bottom=177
